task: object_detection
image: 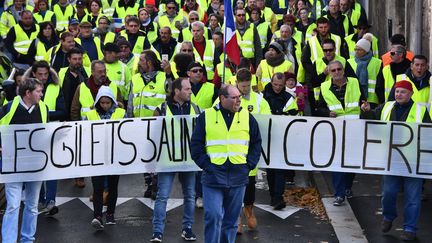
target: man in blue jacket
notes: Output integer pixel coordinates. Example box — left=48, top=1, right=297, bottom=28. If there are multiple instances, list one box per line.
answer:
left=191, top=85, right=262, bottom=243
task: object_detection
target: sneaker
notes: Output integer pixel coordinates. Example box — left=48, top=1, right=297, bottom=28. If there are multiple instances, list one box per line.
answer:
left=333, top=197, right=345, bottom=206
left=181, top=228, right=196, bottom=241
left=38, top=202, right=47, bottom=213
left=195, top=197, right=203, bottom=208
left=381, top=219, right=392, bottom=233
left=150, top=232, right=163, bottom=242
left=91, top=217, right=104, bottom=231
left=345, top=189, right=353, bottom=199
left=400, top=231, right=416, bottom=241
left=106, top=213, right=116, bottom=225
left=45, top=200, right=59, bottom=216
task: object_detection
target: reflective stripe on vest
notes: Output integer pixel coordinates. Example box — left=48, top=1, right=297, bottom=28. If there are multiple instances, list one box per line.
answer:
left=119, top=31, right=147, bottom=56
left=321, top=77, right=361, bottom=119
left=131, top=72, right=167, bottom=117
left=347, top=57, right=381, bottom=104
left=115, top=3, right=139, bottom=19
left=158, top=14, right=184, bottom=40
left=53, top=4, right=74, bottom=31
left=313, top=55, right=346, bottom=100
left=236, top=25, right=255, bottom=59
left=79, top=82, right=118, bottom=119
left=205, top=107, right=250, bottom=165
left=381, top=101, right=425, bottom=123
left=308, top=34, right=341, bottom=63
left=0, top=96, right=47, bottom=125
left=102, top=0, right=119, bottom=19
left=382, top=65, right=395, bottom=102
left=259, top=60, right=292, bottom=84
left=106, top=61, right=128, bottom=98
left=13, top=24, right=39, bottom=54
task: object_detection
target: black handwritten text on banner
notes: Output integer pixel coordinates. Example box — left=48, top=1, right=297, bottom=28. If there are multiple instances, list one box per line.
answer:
left=1, top=115, right=432, bottom=183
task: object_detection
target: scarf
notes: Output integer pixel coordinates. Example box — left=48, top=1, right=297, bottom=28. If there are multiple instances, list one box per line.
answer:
left=142, top=71, right=158, bottom=84
left=265, top=52, right=285, bottom=67
left=355, top=51, right=373, bottom=97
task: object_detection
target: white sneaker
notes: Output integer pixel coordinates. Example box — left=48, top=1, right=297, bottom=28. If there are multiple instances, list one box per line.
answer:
left=195, top=197, right=203, bottom=208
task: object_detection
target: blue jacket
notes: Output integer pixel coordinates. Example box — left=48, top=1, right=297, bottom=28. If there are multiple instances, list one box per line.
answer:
left=191, top=104, right=262, bottom=188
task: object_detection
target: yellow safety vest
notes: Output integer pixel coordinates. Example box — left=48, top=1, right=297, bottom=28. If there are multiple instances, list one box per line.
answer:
left=308, top=34, right=342, bottom=63
left=35, top=38, right=48, bottom=61
left=157, top=14, right=184, bottom=40
left=205, top=107, right=250, bottom=165
left=0, top=96, right=47, bottom=125
left=275, top=0, right=286, bottom=20
left=191, top=82, right=215, bottom=109
left=381, top=101, right=425, bottom=123
left=345, top=33, right=379, bottom=58
left=161, top=102, right=198, bottom=116
left=313, top=55, right=346, bottom=100
left=13, top=24, right=39, bottom=54
left=396, top=74, right=432, bottom=105
left=236, top=24, right=255, bottom=59
left=43, top=83, right=60, bottom=111
left=216, top=62, right=235, bottom=84
left=86, top=107, right=126, bottom=120
left=105, top=61, right=130, bottom=99
left=115, top=3, right=139, bottom=19
left=131, top=72, right=167, bottom=117
left=53, top=4, right=74, bottom=31
left=193, top=40, right=215, bottom=80
left=347, top=57, right=381, bottom=104
left=320, top=77, right=361, bottom=119
left=181, top=26, right=209, bottom=42
left=33, top=11, right=55, bottom=24
left=74, top=36, right=104, bottom=60
left=324, top=14, right=350, bottom=37
left=146, top=22, right=159, bottom=44
left=382, top=65, right=395, bottom=102
left=103, top=32, right=116, bottom=45
left=258, top=59, right=293, bottom=85
left=58, top=66, right=91, bottom=87
left=119, top=30, right=148, bottom=57
left=256, top=22, right=270, bottom=49
left=79, top=82, right=118, bottom=119
left=101, top=0, right=119, bottom=19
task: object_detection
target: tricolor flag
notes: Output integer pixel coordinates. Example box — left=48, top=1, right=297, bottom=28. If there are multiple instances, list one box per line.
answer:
left=223, top=0, right=241, bottom=66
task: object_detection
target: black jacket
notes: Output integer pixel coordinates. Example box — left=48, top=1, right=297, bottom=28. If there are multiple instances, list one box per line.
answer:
left=263, top=84, right=298, bottom=116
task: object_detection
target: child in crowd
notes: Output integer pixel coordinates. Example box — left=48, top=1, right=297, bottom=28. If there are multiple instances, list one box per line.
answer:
left=85, top=86, right=126, bottom=230
left=285, top=72, right=308, bottom=115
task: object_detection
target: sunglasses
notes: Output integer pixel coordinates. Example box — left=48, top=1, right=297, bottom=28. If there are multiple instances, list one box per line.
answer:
left=330, top=68, right=343, bottom=73
left=182, top=49, right=193, bottom=52
left=390, top=51, right=399, bottom=56
left=236, top=14, right=246, bottom=17
left=190, top=69, right=203, bottom=73
left=323, top=48, right=334, bottom=52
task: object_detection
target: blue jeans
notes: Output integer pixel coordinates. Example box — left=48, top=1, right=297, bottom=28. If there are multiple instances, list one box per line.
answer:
left=203, top=185, right=246, bottom=243
left=332, top=172, right=355, bottom=198
left=39, top=180, right=57, bottom=205
left=152, top=172, right=195, bottom=234
left=2, top=181, right=42, bottom=243
left=381, top=175, right=423, bottom=233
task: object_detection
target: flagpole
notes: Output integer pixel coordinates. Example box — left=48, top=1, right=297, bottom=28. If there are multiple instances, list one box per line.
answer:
left=222, top=14, right=227, bottom=85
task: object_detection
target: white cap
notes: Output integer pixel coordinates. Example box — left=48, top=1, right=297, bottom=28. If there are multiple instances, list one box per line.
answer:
left=93, top=86, right=117, bottom=106
left=356, top=38, right=371, bottom=52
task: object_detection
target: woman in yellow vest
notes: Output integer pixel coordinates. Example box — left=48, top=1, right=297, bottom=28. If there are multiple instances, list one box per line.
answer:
left=33, top=0, right=56, bottom=25
left=85, top=86, right=126, bottom=230
left=138, top=7, right=158, bottom=44
left=88, top=0, right=105, bottom=28
left=29, top=22, right=59, bottom=61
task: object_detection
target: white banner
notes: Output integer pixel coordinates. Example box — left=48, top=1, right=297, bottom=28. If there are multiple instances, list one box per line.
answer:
left=1, top=115, right=432, bottom=183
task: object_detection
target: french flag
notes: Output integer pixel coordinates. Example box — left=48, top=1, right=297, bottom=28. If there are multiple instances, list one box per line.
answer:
left=223, top=0, right=241, bottom=65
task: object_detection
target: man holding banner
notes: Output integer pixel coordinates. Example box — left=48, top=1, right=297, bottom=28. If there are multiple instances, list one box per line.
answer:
left=191, top=85, right=261, bottom=243
left=361, top=80, right=431, bottom=241
left=317, top=60, right=365, bottom=206
left=0, top=78, right=48, bottom=243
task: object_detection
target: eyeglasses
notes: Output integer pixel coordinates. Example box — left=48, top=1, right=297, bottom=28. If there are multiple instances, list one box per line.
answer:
left=330, top=68, right=343, bottom=73
left=390, top=51, right=399, bottom=56
left=236, top=14, right=246, bottom=17
left=190, top=69, right=203, bottom=73
left=323, top=48, right=334, bottom=52
left=182, top=49, right=193, bottom=52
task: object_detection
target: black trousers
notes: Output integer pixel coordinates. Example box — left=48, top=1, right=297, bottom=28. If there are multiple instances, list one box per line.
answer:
left=243, top=176, right=256, bottom=205
left=91, top=175, right=120, bottom=218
